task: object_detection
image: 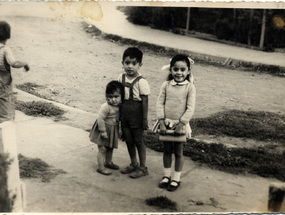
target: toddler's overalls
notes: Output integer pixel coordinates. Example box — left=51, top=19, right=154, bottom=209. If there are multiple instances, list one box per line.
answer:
left=121, top=74, right=143, bottom=129
left=0, top=46, right=14, bottom=123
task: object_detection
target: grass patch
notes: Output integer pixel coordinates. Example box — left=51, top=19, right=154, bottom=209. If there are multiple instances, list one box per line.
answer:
left=16, top=82, right=49, bottom=99
left=15, top=100, right=65, bottom=118
left=191, top=110, right=285, bottom=143
left=0, top=153, right=13, bottom=212
left=18, top=154, right=66, bottom=183
left=144, top=130, right=285, bottom=181
left=145, top=196, right=177, bottom=211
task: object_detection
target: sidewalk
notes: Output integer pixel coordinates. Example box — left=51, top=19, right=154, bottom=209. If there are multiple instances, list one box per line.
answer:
left=15, top=89, right=276, bottom=213
left=90, top=3, right=285, bottom=70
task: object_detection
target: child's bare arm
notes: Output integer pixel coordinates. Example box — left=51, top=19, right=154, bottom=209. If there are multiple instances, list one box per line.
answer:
left=159, top=119, right=167, bottom=134
left=174, top=122, right=185, bottom=135
left=141, top=95, right=148, bottom=130
left=10, top=61, right=29, bottom=71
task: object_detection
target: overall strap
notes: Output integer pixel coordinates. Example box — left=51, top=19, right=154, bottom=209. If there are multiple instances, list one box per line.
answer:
left=122, top=74, right=143, bottom=100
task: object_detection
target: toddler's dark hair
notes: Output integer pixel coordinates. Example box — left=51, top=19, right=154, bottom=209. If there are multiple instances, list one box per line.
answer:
left=106, top=80, right=124, bottom=99
left=122, top=47, right=143, bottom=63
left=0, top=21, right=11, bottom=41
left=167, top=54, right=192, bottom=81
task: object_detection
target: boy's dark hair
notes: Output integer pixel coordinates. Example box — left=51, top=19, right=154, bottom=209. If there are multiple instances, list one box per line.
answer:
left=106, top=80, right=124, bottom=99
left=167, top=54, right=192, bottom=81
left=122, top=47, right=143, bottom=63
left=0, top=21, right=11, bottom=41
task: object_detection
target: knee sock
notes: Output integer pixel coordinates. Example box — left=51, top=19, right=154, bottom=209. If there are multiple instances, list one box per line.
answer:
left=173, top=171, right=181, bottom=183
left=161, top=168, right=171, bottom=183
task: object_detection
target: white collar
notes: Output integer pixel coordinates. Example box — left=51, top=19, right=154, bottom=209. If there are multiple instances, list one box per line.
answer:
left=170, top=80, right=189, bottom=86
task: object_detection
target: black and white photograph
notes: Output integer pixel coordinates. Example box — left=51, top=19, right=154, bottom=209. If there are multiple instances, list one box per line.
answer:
left=0, top=1, right=285, bottom=213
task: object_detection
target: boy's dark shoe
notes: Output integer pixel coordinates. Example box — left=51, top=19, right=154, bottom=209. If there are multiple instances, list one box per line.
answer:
left=129, top=166, right=148, bottom=178
left=104, top=162, right=119, bottom=170
left=121, top=164, right=138, bottom=174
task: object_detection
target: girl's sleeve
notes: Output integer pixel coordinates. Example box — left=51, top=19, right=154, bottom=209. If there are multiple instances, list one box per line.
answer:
left=180, top=84, right=196, bottom=124
left=156, top=81, right=167, bottom=120
left=97, top=103, right=109, bottom=132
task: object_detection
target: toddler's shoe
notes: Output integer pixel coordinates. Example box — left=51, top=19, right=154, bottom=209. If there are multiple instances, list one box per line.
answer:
left=120, top=164, right=138, bottom=174
left=97, top=168, right=112, bottom=175
left=158, top=176, right=171, bottom=189
left=104, top=162, right=119, bottom=170
left=167, top=180, right=181, bottom=192
left=129, top=166, right=148, bottom=179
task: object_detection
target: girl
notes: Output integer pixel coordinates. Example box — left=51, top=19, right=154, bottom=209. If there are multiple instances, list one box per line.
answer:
left=0, top=21, right=29, bottom=123
left=155, top=54, right=196, bottom=191
left=89, top=80, right=124, bottom=175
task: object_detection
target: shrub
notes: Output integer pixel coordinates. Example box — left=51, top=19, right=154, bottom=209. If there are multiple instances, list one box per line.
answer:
left=191, top=110, right=285, bottom=143
left=15, top=100, right=65, bottom=118
left=18, top=154, right=66, bottom=183
left=16, top=82, right=48, bottom=99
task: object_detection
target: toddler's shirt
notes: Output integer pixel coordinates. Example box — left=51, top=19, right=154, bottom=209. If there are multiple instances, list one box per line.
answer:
left=118, top=73, right=150, bottom=101
left=97, top=102, right=119, bottom=132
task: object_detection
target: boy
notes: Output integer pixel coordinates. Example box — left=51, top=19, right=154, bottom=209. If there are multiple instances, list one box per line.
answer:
left=118, top=47, right=150, bottom=178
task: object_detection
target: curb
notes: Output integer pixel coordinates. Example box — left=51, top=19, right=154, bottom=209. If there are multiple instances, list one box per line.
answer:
left=14, top=88, right=97, bottom=131
left=83, top=22, right=285, bottom=76
left=15, top=88, right=95, bottom=116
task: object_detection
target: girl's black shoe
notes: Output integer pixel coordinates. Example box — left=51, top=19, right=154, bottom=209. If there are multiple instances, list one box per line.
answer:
left=167, top=180, right=181, bottom=191
left=158, top=176, right=171, bottom=189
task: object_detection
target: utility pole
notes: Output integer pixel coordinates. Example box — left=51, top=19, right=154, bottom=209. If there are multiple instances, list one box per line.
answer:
left=248, top=9, right=254, bottom=46
left=259, top=9, right=266, bottom=49
left=186, top=7, right=191, bottom=34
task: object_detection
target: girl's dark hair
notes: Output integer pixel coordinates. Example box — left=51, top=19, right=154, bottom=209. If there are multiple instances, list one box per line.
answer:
left=106, top=80, right=124, bottom=99
left=122, top=47, right=143, bottom=63
left=167, top=54, right=192, bottom=81
left=0, top=21, right=11, bottom=41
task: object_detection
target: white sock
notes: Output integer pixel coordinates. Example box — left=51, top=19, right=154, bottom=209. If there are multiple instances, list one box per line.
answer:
left=172, top=171, right=181, bottom=184
left=161, top=168, right=171, bottom=183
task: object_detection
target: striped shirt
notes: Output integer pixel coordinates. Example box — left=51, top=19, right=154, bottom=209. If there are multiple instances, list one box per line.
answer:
left=0, top=43, right=16, bottom=84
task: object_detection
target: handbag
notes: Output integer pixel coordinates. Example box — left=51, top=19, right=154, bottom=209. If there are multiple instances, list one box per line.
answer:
left=152, top=120, right=186, bottom=142
left=158, top=129, right=186, bottom=142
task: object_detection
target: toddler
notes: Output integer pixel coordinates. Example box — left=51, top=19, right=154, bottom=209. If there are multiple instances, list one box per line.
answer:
left=89, top=80, right=124, bottom=175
